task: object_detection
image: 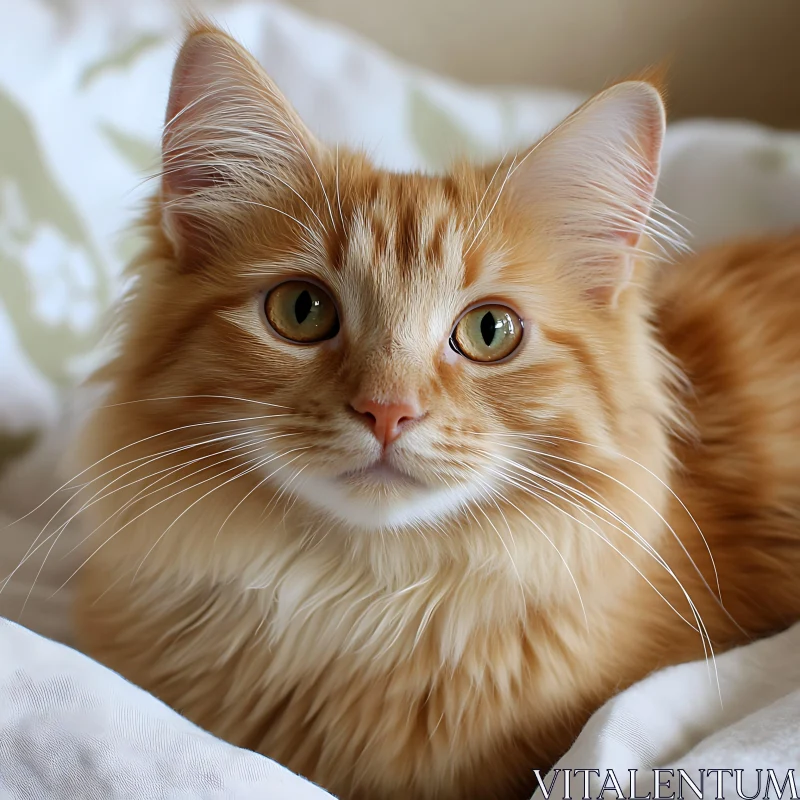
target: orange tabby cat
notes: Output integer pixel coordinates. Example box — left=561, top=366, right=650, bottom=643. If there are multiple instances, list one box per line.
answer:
left=72, top=21, right=800, bottom=800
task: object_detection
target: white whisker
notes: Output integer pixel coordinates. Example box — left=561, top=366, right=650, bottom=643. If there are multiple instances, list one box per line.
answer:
left=465, top=154, right=517, bottom=255
left=7, top=436, right=280, bottom=610
left=464, top=155, right=506, bottom=238
left=10, top=411, right=294, bottom=527
left=49, top=445, right=304, bottom=599
left=131, top=448, right=309, bottom=582
left=468, top=465, right=588, bottom=628
left=480, top=454, right=720, bottom=696
left=480, top=432, right=726, bottom=614
left=335, top=143, right=345, bottom=230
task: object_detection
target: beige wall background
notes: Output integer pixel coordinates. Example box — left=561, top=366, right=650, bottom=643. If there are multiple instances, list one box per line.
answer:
left=287, top=0, right=800, bottom=128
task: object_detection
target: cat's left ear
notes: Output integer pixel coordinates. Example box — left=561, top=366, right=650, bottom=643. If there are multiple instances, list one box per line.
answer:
left=507, top=81, right=666, bottom=305
left=160, top=22, right=324, bottom=267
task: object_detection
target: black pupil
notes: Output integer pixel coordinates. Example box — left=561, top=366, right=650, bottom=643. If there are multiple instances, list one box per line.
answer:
left=480, top=311, right=497, bottom=346
left=294, top=290, right=313, bottom=324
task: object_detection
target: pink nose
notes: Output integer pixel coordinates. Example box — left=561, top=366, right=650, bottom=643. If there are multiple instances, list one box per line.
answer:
left=350, top=397, right=423, bottom=448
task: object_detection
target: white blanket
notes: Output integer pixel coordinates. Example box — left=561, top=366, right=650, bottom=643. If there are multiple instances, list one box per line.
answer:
left=539, top=622, right=800, bottom=798
left=0, top=617, right=335, bottom=800
left=2, top=616, right=798, bottom=800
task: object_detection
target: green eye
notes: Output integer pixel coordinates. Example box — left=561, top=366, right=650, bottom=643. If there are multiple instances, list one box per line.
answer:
left=450, top=304, right=523, bottom=362
left=265, top=280, right=339, bottom=343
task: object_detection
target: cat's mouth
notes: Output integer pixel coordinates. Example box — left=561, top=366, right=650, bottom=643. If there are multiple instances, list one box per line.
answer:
left=338, top=461, right=422, bottom=488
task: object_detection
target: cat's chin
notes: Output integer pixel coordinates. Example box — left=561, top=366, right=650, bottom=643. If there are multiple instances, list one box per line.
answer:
left=288, top=470, right=478, bottom=532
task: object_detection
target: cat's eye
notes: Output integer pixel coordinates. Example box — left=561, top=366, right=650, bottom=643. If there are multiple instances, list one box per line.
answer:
left=264, top=280, right=339, bottom=343
left=450, top=304, right=523, bottom=362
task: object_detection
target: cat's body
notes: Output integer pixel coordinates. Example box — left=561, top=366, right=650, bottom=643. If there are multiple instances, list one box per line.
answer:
left=75, top=231, right=800, bottom=799
left=73, top=22, right=800, bottom=800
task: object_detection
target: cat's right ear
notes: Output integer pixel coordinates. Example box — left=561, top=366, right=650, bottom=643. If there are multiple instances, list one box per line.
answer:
left=505, top=81, right=667, bottom=306
left=161, top=22, right=322, bottom=266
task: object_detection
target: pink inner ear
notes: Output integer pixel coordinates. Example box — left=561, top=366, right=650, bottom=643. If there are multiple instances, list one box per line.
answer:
left=164, top=31, right=233, bottom=132
left=158, top=28, right=325, bottom=269
left=162, top=147, right=224, bottom=196
left=162, top=35, right=232, bottom=197
left=162, top=148, right=222, bottom=196
left=620, top=112, right=664, bottom=248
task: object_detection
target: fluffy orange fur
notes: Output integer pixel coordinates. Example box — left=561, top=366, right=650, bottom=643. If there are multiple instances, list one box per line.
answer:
left=72, top=22, right=800, bottom=800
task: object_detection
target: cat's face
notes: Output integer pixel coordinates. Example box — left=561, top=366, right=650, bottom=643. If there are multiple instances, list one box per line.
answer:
left=113, top=25, right=672, bottom=537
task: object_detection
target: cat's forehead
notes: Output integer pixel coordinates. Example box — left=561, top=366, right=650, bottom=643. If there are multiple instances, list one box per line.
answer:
left=325, top=175, right=481, bottom=331
left=344, top=182, right=464, bottom=278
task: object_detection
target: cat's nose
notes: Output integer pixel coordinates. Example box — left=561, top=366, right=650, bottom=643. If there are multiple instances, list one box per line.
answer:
left=350, top=397, right=424, bottom=448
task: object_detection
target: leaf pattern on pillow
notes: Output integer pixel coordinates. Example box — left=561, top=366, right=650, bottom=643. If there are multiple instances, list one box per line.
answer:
left=98, top=124, right=159, bottom=173
left=79, top=32, right=166, bottom=90
left=0, top=89, right=109, bottom=387
left=0, top=430, right=38, bottom=477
